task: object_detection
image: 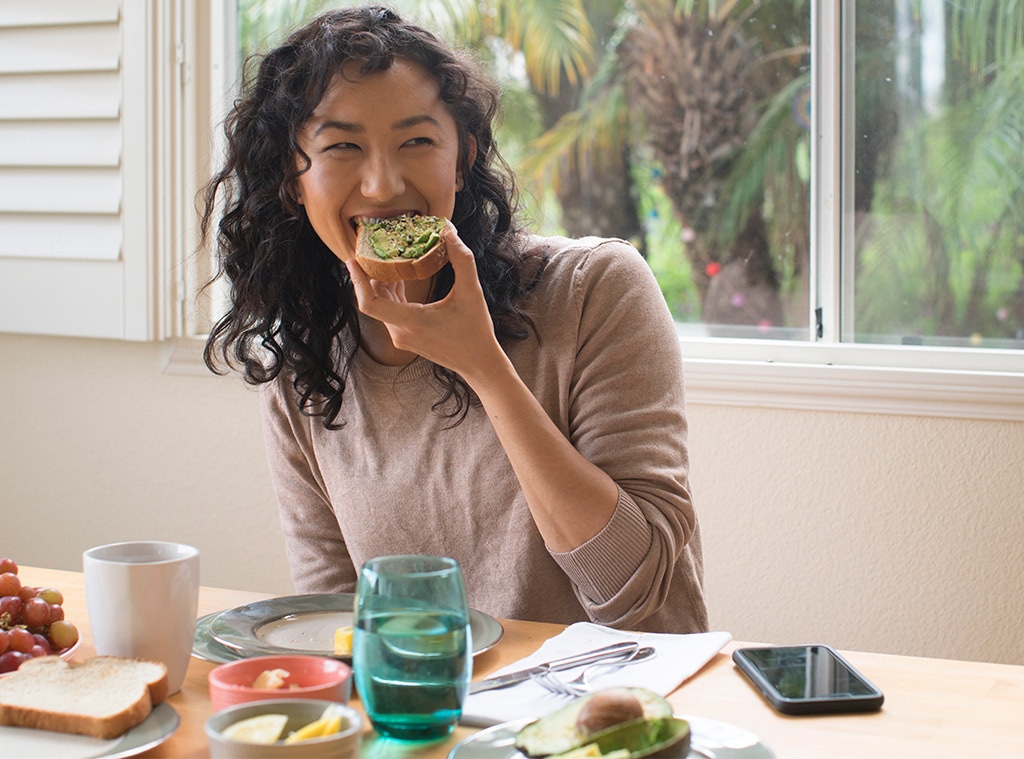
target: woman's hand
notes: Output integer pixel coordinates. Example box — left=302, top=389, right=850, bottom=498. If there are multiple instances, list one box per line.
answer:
left=345, top=223, right=505, bottom=380
left=348, top=224, right=619, bottom=552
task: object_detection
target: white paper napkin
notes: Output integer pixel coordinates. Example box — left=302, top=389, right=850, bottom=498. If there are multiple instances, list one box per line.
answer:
left=461, top=622, right=732, bottom=727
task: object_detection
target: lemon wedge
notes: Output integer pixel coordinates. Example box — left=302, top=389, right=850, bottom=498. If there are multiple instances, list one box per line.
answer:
left=284, top=704, right=346, bottom=744
left=221, top=713, right=288, bottom=744
left=334, top=625, right=354, bottom=656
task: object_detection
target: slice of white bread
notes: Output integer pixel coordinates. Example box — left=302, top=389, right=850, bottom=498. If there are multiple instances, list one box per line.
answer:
left=0, top=655, right=168, bottom=740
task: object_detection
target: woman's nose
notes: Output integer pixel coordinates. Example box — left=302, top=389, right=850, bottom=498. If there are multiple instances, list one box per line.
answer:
left=361, top=153, right=406, bottom=201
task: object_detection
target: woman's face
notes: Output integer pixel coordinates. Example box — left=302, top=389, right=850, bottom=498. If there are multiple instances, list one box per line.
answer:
left=295, top=59, right=469, bottom=264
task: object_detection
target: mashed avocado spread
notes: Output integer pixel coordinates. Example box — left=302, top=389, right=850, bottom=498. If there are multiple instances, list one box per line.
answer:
left=363, top=215, right=444, bottom=260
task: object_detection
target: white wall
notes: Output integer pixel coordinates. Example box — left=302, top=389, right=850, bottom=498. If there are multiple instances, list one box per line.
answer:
left=2, top=334, right=293, bottom=597
left=3, top=333, right=1022, bottom=665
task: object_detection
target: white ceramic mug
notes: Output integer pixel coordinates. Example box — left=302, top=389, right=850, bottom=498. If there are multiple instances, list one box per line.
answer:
left=83, top=541, right=200, bottom=695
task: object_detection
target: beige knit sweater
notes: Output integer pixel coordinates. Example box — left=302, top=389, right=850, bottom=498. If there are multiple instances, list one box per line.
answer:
left=259, top=234, right=708, bottom=633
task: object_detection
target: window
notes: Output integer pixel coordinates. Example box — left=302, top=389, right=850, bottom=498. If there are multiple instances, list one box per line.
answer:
left=226, top=1, right=1022, bottom=417
left=0, top=0, right=224, bottom=341
left=846, top=2, right=1022, bottom=352
left=4, top=3, right=1016, bottom=417
left=0, top=1, right=131, bottom=338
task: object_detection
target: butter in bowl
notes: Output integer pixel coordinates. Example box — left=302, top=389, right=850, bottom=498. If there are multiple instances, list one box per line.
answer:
left=205, top=698, right=362, bottom=758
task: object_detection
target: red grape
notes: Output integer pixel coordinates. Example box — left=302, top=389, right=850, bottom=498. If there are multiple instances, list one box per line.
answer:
left=0, top=563, right=79, bottom=672
left=17, top=585, right=39, bottom=604
left=21, top=598, right=50, bottom=628
left=0, top=595, right=21, bottom=621
left=0, top=651, right=31, bottom=673
left=0, top=573, right=20, bottom=597
left=8, top=628, right=34, bottom=653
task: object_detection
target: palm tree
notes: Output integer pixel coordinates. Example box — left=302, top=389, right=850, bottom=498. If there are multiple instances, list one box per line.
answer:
left=238, top=0, right=332, bottom=59
left=415, top=0, right=646, bottom=244
left=853, top=0, right=1024, bottom=342
left=618, top=0, right=810, bottom=328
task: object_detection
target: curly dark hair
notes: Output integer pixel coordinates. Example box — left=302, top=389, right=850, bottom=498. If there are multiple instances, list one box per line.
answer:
left=200, top=5, right=543, bottom=429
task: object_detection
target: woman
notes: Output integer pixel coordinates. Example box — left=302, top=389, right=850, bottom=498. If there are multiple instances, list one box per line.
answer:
left=202, top=6, right=708, bottom=633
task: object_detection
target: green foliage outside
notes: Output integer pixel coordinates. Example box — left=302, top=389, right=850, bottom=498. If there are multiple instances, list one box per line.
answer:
left=235, top=0, right=1024, bottom=347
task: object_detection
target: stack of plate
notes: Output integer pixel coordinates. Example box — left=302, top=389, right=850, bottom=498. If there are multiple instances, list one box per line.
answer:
left=192, top=593, right=503, bottom=664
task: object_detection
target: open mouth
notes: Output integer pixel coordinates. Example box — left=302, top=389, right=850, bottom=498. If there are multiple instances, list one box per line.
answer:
left=350, top=211, right=421, bottom=233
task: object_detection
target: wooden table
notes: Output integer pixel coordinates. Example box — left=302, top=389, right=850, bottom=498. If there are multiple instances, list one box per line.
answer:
left=17, top=566, right=1024, bottom=758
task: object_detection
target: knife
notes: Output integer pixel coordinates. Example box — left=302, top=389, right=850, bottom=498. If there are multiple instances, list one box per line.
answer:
left=469, top=641, right=640, bottom=694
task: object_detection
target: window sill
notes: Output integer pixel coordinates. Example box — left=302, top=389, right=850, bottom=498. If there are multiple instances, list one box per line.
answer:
left=163, top=337, right=1024, bottom=422
left=682, top=357, right=1023, bottom=421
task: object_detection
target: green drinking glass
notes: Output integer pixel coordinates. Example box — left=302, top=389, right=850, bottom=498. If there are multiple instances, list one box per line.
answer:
left=353, top=555, right=472, bottom=741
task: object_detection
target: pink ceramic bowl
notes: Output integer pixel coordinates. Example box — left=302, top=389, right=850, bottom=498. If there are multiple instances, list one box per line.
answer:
left=208, top=655, right=352, bottom=712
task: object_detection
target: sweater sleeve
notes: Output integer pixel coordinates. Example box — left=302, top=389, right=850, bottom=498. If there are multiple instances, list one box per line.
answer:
left=545, top=238, right=704, bottom=630
left=258, top=380, right=358, bottom=594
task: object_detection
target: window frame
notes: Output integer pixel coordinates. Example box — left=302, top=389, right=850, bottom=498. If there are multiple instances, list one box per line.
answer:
left=669, top=1, right=1024, bottom=419
left=165, top=0, right=1024, bottom=421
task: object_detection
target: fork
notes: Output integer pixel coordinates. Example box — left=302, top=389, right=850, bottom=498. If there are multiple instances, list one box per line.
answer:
left=536, top=646, right=657, bottom=697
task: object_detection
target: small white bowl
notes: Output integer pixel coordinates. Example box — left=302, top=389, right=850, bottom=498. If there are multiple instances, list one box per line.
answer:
left=205, top=699, right=362, bottom=758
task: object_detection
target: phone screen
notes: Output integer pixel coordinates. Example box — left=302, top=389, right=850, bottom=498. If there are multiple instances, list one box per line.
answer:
left=733, top=645, right=884, bottom=714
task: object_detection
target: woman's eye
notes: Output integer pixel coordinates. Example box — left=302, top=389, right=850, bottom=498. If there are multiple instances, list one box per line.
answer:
left=325, top=142, right=359, bottom=152
left=404, top=136, right=434, bottom=148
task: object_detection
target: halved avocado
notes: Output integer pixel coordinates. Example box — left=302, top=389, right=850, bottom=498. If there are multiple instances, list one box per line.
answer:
left=562, top=717, right=691, bottom=759
left=514, top=688, right=673, bottom=757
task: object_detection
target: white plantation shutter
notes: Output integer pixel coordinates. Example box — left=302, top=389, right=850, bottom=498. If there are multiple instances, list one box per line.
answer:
left=0, top=0, right=204, bottom=340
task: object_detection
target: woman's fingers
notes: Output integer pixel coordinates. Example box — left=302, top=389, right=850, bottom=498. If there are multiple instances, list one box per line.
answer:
left=345, top=257, right=407, bottom=314
left=441, top=223, right=481, bottom=295
left=344, top=257, right=374, bottom=302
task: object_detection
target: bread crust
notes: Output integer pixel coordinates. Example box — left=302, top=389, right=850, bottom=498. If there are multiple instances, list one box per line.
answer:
left=355, top=217, right=449, bottom=282
left=0, top=697, right=152, bottom=740
left=0, top=656, right=168, bottom=740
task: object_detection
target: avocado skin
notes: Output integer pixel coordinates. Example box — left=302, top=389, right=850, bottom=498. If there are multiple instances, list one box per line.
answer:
left=583, top=717, right=691, bottom=758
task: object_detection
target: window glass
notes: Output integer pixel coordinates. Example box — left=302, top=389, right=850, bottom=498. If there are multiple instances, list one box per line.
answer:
left=850, top=1, right=1024, bottom=349
left=234, top=0, right=1022, bottom=354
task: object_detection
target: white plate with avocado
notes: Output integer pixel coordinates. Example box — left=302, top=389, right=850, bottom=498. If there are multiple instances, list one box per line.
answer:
left=447, top=714, right=774, bottom=758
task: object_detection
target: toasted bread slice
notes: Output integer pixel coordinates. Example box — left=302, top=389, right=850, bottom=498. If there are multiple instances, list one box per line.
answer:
left=0, top=655, right=168, bottom=740
left=355, top=215, right=448, bottom=281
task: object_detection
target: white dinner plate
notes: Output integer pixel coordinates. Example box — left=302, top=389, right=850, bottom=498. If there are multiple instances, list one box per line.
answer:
left=201, top=593, right=503, bottom=662
left=0, top=702, right=179, bottom=759
left=447, top=714, right=774, bottom=758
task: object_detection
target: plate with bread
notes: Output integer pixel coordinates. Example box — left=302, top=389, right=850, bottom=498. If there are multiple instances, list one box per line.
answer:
left=198, top=593, right=503, bottom=663
left=0, top=655, right=179, bottom=758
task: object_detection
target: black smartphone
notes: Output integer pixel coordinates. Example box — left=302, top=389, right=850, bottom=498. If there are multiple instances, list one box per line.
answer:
left=732, top=644, right=884, bottom=715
